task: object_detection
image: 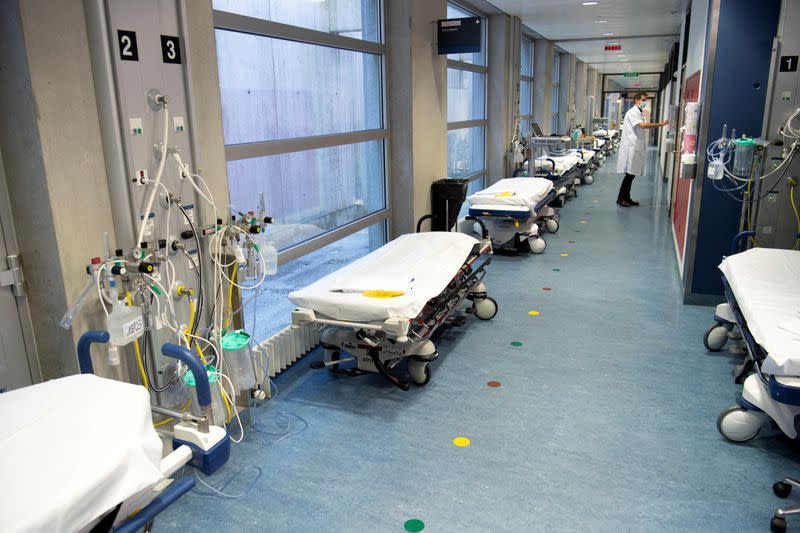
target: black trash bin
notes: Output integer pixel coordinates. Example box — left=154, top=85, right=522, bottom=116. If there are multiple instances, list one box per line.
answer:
left=430, top=178, right=469, bottom=231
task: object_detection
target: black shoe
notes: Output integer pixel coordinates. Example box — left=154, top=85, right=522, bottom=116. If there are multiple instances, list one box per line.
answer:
left=627, top=199, right=640, bottom=206
left=617, top=199, right=632, bottom=207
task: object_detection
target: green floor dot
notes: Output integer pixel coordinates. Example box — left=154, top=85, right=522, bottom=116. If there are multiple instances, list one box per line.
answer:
left=552, top=268, right=560, bottom=271
left=405, top=519, right=425, bottom=532
left=511, top=341, right=522, bottom=347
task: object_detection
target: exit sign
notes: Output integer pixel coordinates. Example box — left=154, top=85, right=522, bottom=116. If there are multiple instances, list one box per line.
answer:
left=605, top=44, right=622, bottom=51
left=624, top=72, right=639, bottom=77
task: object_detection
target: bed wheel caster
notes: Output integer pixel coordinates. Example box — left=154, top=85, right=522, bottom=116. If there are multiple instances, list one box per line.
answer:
left=583, top=175, right=594, bottom=185
left=545, top=218, right=559, bottom=234
left=473, top=297, right=498, bottom=320
left=772, top=516, right=788, bottom=533
left=527, top=237, right=546, bottom=254
left=408, top=359, right=431, bottom=386
left=774, top=482, right=793, bottom=499
left=704, top=324, right=729, bottom=352
left=717, top=404, right=762, bottom=443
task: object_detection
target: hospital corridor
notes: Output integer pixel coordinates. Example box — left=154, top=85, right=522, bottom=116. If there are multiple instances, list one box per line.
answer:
left=2, top=0, right=800, bottom=532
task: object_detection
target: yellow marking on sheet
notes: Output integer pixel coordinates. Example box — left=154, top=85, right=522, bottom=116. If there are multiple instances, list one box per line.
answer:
left=560, top=253, right=569, bottom=257
left=363, top=290, right=405, bottom=298
left=453, top=436, right=471, bottom=447
left=495, top=191, right=514, bottom=197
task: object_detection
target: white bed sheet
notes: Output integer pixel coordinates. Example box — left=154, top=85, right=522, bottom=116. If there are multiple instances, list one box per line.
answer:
left=594, top=138, right=607, bottom=149
left=466, top=178, right=553, bottom=211
left=0, top=374, right=163, bottom=533
left=289, top=232, right=480, bottom=322
left=533, top=154, right=580, bottom=175
left=719, top=248, right=800, bottom=375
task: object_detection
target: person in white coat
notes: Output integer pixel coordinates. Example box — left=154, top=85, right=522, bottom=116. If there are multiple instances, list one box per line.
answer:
left=616, top=92, right=668, bottom=206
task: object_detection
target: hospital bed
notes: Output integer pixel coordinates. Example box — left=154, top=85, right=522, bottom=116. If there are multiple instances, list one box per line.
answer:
left=466, top=177, right=557, bottom=254
left=531, top=152, right=584, bottom=202
left=0, top=332, right=229, bottom=533
left=291, top=230, right=497, bottom=390
left=709, top=235, right=800, bottom=533
left=712, top=234, right=800, bottom=443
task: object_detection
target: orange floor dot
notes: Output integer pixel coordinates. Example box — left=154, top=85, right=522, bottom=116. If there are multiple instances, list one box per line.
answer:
left=542, top=287, right=552, bottom=291
left=487, top=380, right=502, bottom=388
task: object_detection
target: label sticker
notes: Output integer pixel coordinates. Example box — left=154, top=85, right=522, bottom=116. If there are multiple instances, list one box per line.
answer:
left=129, top=118, right=143, bottom=135
left=122, top=316, right=144, bottom=339
left=173, top=116, right=185, bottom=132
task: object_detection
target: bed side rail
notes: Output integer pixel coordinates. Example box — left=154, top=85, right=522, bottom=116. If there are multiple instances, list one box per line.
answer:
left=730, top=231, right=756, bottom=255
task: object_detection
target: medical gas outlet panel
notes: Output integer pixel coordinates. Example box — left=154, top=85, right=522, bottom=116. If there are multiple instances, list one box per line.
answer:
left=755, top=26, right=800, bottom=249
left=87, top=0, right=205, bottom=403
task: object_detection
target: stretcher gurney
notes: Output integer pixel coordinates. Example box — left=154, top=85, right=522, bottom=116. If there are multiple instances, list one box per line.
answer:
left=466, top=177, right=558, bottom=254
left=710, top=234, right=800, bottom=444
left=0, top=335, right=230, bottom=533
left=291, top=231, right=497, bottom=390
left=532, top=153, right=584, bottom=202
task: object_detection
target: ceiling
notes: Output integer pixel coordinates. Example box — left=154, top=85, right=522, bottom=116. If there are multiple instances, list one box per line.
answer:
left=488, top=0, right=686, bottom=80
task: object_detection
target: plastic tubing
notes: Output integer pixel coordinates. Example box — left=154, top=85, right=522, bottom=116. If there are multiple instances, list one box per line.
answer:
left=136, top=104, right=170, bottom=247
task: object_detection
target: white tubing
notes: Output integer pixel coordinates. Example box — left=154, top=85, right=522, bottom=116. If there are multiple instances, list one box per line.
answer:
left=136, top=104, right=170, bottom=247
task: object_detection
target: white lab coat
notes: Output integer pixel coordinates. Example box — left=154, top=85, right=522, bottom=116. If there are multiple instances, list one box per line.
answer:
left=616, top=105, right=646, bottom=176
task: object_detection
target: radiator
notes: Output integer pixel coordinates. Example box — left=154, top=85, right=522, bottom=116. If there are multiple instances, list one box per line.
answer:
left=255, top=323, right=319, bottom=380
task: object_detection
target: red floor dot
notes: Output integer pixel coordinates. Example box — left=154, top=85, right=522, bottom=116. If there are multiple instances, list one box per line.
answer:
left=487, top=380, right=502, bottom=388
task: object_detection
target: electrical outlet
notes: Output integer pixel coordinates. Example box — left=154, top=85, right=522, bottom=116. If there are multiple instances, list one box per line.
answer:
left=782, top=91, right=792, bottom=102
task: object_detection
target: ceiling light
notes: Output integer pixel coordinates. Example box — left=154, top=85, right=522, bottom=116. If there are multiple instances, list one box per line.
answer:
left=582, top=1, right=599, bottom=5
left=603, top=32, right=615, bottom=36
left=620, top=59, right=629, bottom=62
left=594, top=19, right=608, bottom=23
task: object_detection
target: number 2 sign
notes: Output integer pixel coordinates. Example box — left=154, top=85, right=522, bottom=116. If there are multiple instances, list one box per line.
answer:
left=117, top=30, right=139, bottom=61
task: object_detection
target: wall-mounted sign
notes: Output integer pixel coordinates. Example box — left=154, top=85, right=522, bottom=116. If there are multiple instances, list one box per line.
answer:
left=605, top=44, right=622, bottom=51
left=437, top=17, right=481, bottom=55
left=624, top=72, right=640, bottom=77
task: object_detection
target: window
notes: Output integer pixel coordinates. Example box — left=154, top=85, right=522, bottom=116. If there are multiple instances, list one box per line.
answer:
left=446, top=2, right=487, bottom=189
left=519, top=37, right=534, bottom=139
left=214, top=2, right=386, bottom=252
left=551, top=52, right=560, bottom=134
left=214, top=1, right=388, bottom=340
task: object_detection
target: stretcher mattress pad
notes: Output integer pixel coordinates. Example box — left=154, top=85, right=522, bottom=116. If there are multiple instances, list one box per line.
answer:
left=289, top=232, right=480, bottom=322
left=719, top=248, right=800, bottom=375
left=0, top=374, right=163, bottom=533
left=466, top=178, right=553, bottom=211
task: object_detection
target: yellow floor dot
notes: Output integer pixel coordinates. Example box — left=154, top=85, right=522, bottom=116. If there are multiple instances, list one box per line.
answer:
left=580, top=221, right=588, bottom=224
left=528, top=310, right=540, bottom=316
left=453, top=436, right=471, bottom=447
left=560, top=253, right=569, bottom=257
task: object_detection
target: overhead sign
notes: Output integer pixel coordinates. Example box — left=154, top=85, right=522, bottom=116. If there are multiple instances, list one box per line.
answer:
left=624, top=72, right=640, bottom=77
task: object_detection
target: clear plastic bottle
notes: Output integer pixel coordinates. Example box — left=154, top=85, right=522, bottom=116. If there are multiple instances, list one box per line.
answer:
left=263, top=241, right=278, bottom=276
left=106, top=285, right=144, bottom=346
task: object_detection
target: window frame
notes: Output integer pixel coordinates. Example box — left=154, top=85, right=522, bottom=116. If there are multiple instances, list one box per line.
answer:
left=445, top=1, right=488, bottom=187
left=551, top=52, right=561, bottom=134
left=213, top=4, right=389, bottom=265
left=519, top=36, right=534, bottom=139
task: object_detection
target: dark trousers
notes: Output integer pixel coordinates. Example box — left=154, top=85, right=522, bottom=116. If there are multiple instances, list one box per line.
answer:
left=617, top=173, right=635, bottom=201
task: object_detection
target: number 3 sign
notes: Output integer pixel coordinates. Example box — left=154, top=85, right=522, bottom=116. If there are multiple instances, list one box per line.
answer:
left=160, top=35, right=182, bottom=64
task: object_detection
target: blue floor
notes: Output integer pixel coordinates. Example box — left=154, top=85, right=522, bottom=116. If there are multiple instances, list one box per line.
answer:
left=159, top=149, right=800, bottom=532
